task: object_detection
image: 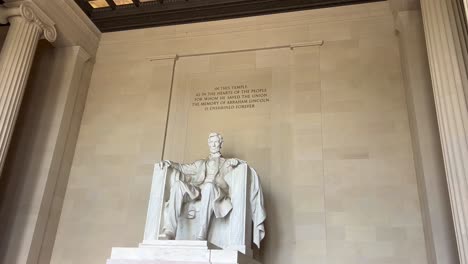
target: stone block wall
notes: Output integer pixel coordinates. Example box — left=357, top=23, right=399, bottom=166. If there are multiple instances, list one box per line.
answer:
left=50, top=2, right=429, bottom=264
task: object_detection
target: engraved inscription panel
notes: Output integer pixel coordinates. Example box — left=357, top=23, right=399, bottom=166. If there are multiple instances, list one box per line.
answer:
left=191, top=84, right=270, bottom=111
left=189, top=70, right=271, bottom=113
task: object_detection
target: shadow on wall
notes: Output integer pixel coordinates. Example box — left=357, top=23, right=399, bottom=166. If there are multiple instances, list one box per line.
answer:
left=0, top=40, right=58, bottom=264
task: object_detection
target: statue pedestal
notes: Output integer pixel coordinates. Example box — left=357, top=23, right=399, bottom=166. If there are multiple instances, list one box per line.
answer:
left=106, top=240, right=261, bottom=264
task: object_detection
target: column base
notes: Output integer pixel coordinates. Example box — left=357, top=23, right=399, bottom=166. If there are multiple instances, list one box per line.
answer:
left=107, top=240, right=261, bottom=264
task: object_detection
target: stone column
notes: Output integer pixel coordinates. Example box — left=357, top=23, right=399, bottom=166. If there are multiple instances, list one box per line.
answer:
left=463, top=0, right=468, bottom=25
left=0, top=2, right=56, bottom=173
left=420, top=1, right=468, bottom=263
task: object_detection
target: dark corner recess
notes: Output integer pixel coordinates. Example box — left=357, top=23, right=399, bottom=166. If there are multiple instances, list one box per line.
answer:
left=75, top=0, right=385, bottom=32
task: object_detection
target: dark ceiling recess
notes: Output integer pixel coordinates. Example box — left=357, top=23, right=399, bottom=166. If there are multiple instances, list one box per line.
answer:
left=76, top=0, right=385, bottom=32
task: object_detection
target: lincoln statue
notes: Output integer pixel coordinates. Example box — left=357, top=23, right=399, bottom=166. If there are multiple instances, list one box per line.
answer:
left=158, top=133, right=242, bottom=240
left=112, top=134, right=266, bottom=262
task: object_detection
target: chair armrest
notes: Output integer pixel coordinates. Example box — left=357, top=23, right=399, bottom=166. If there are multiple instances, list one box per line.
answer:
left=143, top=165, right=169, bottom=241
left=224, top=163, right=251, bottom=252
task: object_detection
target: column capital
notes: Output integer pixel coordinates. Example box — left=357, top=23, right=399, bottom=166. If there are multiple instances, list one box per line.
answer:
left=0, top=1, right=56, bottom=42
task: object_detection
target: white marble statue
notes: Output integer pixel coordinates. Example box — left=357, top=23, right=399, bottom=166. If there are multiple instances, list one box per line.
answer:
left=153, top=132, right=266, bottom=250
left=107, top=133, right=267, bottom=263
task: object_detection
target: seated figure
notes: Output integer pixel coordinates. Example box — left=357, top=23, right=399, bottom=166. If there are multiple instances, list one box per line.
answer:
left=143, top=132, right=266, bottom=254
left=159, top=132, right=239, bottom=240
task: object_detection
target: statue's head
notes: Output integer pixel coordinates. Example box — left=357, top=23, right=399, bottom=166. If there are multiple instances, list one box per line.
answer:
left=207, top=132, right=223, bottom=154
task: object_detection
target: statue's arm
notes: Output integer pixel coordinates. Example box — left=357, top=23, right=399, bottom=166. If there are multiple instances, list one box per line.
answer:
left=163, top=160, right=199, bottom=176
left=158, top=160, right=201, bottom=183
left=223, top=158, right=246, bottom=174
left=178, top=162, right=199, bottom=175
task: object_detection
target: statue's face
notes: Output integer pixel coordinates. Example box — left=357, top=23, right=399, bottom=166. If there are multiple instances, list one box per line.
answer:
left=208, top=136, right=222, bottom=154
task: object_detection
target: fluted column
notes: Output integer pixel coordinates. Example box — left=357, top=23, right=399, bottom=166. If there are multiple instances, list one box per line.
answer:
left=463, top=0, right=468, bottom=25
left=420, top=1, right=468, bottom=263
left=0, top=2, right=56, bottom=173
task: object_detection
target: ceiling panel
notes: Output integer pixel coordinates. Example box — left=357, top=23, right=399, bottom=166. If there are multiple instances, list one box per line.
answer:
left=75, top=0, right=385, bottom=32
left=88, top=0, right=109, bottom=8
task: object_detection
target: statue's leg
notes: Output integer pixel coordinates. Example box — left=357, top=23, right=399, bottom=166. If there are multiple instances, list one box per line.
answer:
left=196, top=183, right=217, bottom=240
left=163, top=181, right=186, bottom=239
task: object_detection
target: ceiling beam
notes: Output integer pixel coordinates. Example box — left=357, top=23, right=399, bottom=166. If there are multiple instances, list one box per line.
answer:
left=105, top=0, right=117, bottom=10
left=132, top=0, right=141, bottom=7
left=85, top=0, right=385, bottom=32
left=74, top=0, right=93, bottom=15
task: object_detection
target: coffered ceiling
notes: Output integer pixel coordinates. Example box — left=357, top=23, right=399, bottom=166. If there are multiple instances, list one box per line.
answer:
left=76, top=0, right=384, bottom=32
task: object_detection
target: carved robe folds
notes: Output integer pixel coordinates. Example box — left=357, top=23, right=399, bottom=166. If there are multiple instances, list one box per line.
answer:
left=143, top=161, right=266, bottom=255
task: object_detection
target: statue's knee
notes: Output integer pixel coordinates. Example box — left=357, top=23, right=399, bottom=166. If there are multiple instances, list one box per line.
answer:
left=171, top=181, right=185, bottom=192
left=201, top=183, right=216, bottom=194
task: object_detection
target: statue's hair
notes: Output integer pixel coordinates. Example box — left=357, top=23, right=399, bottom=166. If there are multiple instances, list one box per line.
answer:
left=208, top=132, right=223, bottom=145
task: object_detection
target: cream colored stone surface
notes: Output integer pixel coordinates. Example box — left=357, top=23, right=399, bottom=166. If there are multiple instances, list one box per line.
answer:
left=0, top=2, right=100, bottom=264
left=420, top=0, right=468, bottom=263
left=4, top=0, right=101, bottom=57
left=51, top=2, right=428, bottom=264
left=0, top=43, right=93, bottom=264
left=0, top=1, right=57, bottom=174
left=395, top=10, right=458, bottom=264
left=50, top=57, right=175, bottom=264
left=107, top=240, right=261, bottom=264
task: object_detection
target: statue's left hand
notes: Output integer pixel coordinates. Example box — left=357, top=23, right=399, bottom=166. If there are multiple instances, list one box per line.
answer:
left=158, top=160, right=172, bottom=169
left=227, top=159, right=239, bottom=167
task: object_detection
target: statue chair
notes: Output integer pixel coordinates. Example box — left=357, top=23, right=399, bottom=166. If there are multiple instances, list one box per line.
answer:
left=142, top=163, right=255, bottom=256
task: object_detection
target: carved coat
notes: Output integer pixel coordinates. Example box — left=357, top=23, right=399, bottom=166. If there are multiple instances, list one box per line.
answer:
left=171, top=158, right=267, bottom=248
left=172, top=157, right=235, bottom=218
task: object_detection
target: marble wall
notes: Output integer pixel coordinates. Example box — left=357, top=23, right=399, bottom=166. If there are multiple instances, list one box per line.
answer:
left=0, top=42, right=94, bottom=264
left=51, top=2, right=429, bottom=264
left=396, top=10, right=458, bottom=264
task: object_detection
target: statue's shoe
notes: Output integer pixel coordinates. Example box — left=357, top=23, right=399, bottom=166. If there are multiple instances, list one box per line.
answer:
left=159, top=230, right=175, bottom=240
left=196, top=226, right=207, bottom=240
left=195, top=235, right=206, bottom=241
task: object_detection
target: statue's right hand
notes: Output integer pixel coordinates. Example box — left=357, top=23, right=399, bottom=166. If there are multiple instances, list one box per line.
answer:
left=158, top=160, right=172, bottom=169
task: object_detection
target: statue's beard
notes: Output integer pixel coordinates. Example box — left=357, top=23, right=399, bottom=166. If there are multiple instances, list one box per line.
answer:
left=209, top=148, right=221, bottom=155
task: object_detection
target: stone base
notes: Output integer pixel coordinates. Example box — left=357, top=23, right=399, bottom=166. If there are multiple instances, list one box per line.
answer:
left=107, top=240, right=261, bottom=264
